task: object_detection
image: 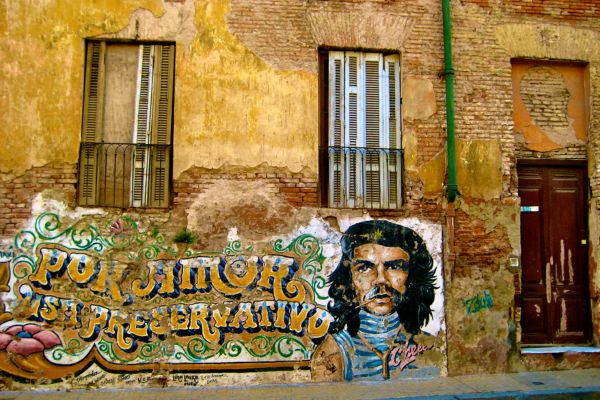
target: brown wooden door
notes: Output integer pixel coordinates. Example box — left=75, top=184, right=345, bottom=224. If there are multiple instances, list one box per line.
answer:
left=518, top=161, right=591, bottom=344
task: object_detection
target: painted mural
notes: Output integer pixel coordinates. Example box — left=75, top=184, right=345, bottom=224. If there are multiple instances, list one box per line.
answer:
left=0, top=213, right=444, bottom=387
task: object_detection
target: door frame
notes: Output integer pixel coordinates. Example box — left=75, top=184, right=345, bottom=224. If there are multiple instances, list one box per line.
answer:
left=516, top=158, right=592, bottom=345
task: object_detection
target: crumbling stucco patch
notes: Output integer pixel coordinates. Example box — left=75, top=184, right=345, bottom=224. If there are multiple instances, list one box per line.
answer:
left=404, top=77, right=436, bottom=121
left=456, top=139, right=503, bottom=200
left=446, top=261, right=515, bottom=374
left=403, top=128, right=419, bottom=173
left=418, top=149, right=446, bottom=198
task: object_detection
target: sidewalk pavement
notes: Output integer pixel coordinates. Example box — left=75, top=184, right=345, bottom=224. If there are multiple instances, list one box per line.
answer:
left=1, top=368, right=599, bottom=400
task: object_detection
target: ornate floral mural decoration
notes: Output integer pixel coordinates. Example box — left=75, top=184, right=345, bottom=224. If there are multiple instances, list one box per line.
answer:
left=0, top=213, right=332, bottom=379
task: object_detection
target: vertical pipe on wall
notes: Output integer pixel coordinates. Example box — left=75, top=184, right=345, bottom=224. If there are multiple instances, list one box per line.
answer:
left=442, top=0, right=458, bottom=203
left=441, top=1, right=458, bottom=376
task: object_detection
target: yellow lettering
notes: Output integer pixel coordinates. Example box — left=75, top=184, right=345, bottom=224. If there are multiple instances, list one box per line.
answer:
left=131, top=265, right=158, bottom=298
left=179, top=258, right=210, bottom=292
left=106, top=311, right=136, bottom=352
left=128, top=312, right=149, bottom=339
left=288, top=302, right=310, bottom=334
left=255, top=301, right=274, bottom=328
left=80, top=305, right=109, bottom=341
left=222, top=256, right=258, bottom=288
left=66, top=253, right=97, bottom=284
left=188, top=303, right=219, bottom=343
left=89, top=261, right=127, bottom=304
left=30, top=248, right=67, bottom=287
left=258, top=256, right=306, bottom=302
left=149, top=307, right=168, bottom=337
left=229, top=302, right=257, bottom=330
left=210, top=258, right=244, bottom=296
left=60, top=298, right=82, bottom=328
left=39, top=295, right=59, bottom=322
left=212, top=306, right=231, bottom=328
left=308, top=309, right=331, bottom=338
left=170, top=304, right=189, bottom=331
left=273, top=301, right=287, bottom=329
left=22, top=292, right=43, bottom=319
left=156, top=260, right=177, bottom=296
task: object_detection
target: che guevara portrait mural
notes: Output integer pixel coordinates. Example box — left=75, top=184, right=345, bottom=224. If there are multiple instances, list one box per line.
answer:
left=311, top=220, right=440, bottom=381
left=0, top=213, right=444, bottom=387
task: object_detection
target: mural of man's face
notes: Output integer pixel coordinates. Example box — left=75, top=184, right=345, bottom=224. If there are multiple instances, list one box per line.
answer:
left=350, top=243, right=409, bottom=316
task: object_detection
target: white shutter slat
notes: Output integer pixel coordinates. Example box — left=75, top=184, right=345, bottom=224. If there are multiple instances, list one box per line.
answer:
left=131, top=45, right=154, bottom=207
left=385, top=54, right=402, bottom=208
left=345, top=53, right=362, bottom=208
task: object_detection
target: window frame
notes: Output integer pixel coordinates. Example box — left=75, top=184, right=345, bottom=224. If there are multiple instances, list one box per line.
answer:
left=319, top=48, right=403, bottom=210
left=78, top=39, right=176, bottom=209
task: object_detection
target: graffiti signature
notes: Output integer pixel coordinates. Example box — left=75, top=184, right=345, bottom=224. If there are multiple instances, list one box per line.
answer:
left=390, top=340, right=433, bottom=372
left=462, top=290, right=493, bottom=315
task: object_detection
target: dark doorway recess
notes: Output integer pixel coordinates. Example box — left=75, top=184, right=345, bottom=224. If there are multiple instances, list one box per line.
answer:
left=517, top=159, right=591, bottom=344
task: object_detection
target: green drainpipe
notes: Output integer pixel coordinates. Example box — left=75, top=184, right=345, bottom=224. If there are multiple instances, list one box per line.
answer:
left=442, top=0, right=459, bottom=203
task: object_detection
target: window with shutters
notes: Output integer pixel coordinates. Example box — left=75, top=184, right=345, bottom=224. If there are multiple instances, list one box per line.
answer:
left=78, top=40, right=174, bottom=208
left=319, top=50, right=402, bottom=209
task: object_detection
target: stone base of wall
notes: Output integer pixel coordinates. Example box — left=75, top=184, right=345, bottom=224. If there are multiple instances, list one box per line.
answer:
left=521, top=352, right=600, bottom=371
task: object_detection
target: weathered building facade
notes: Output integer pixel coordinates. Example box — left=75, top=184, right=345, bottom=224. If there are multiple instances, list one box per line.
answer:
left=0, top=0, right=599, bottom=390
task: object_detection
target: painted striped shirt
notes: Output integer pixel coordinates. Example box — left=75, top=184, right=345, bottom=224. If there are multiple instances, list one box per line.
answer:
left=333, top=310, right=406, bottom=380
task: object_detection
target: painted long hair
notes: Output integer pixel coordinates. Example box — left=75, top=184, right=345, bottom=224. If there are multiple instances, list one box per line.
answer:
left=327, top=220, right=436, bottom=336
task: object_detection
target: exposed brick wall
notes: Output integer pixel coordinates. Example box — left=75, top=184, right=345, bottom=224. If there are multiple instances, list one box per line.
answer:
left=453, top=202, right=514, bottom=278
left=0, top=164, right=77, bottom=236
left=462, top=0, right=600, bottom=21
left=173, top=168, right=319, bottom=209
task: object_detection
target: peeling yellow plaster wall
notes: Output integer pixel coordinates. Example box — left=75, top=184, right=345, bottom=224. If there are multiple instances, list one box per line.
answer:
left=418, top=150, right=446, bottom=197
left=456, top=139, right=503, bottom=200
left=411, top=139, right=503, bottom=200
left=0, top=1, right=164, bottom=177
left=174, top=1, right=317, bottom=177
left=0, top=0, right=318, bottom=179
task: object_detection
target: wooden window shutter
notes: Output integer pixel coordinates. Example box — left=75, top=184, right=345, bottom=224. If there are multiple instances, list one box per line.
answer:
left=328, top=51, right=345, bottom=208
left=364, top=53, right=383, bottom=208
left=345, top=52, right=362, bottom=208
left=325, top=50, right=402, bottom=209
left=79, top=41, right=106, bottom=206
left=385, top=54, right=401, bottom=208
left=148, top=44, right=174, bottom=208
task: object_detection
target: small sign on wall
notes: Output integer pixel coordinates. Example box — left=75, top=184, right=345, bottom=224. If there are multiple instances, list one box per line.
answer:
left=521, top=206, right=539, bottom=213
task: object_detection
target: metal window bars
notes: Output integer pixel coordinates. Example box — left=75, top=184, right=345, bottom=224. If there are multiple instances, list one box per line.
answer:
left=325, top=146, right=403, bottom=209
left=78, top=142, right=171, bottom=208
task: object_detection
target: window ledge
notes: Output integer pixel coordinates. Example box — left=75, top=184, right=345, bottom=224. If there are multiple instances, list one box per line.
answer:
left=521, top=346, right=600, bottom=354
